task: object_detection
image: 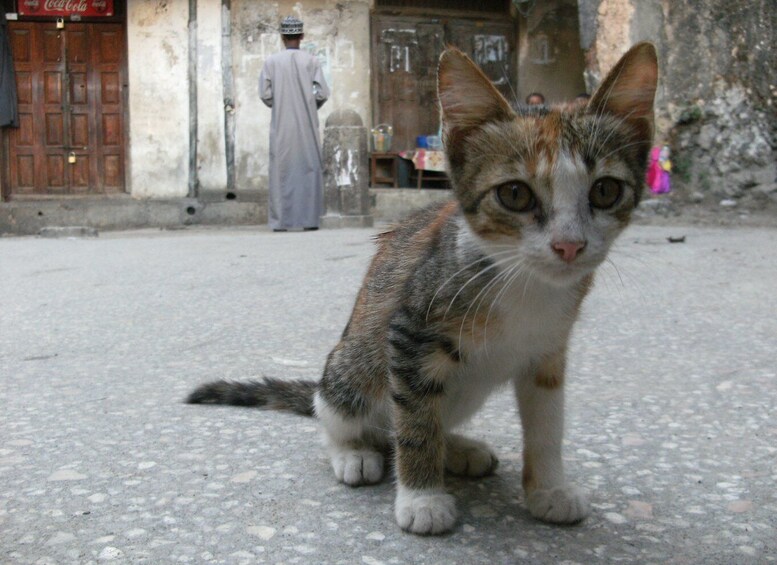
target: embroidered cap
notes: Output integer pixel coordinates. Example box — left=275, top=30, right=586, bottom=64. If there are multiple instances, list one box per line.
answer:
left=280, top=16, right=304, bottom=35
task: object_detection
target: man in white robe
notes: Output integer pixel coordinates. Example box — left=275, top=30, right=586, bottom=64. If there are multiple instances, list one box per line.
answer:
left=259, top=16, right=330, bottom=231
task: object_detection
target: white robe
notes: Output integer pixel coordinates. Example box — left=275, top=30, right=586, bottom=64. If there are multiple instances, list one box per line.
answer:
left=259, top=49, right=330, bottom=230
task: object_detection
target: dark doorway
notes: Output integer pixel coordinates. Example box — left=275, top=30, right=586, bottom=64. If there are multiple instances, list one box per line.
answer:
left=371, top=10, right=516, bottom=152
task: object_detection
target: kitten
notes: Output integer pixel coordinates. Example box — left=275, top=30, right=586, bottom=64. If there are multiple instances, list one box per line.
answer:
left=188, top=42, right=658, bottom=535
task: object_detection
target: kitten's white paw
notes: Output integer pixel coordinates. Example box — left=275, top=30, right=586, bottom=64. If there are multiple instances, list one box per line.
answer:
left=526, top=485, right=590, bottom=524
left=332, top=450, right=384, bottom=486
left=395, top=487, right=457, bottom=535
left=445, top=435, right=499, bottom=478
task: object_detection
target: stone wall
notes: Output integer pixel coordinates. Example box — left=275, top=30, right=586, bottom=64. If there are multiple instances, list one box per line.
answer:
left=578, top=0, right=776, bottom=204
left=661, top=0, right=775, bottom=204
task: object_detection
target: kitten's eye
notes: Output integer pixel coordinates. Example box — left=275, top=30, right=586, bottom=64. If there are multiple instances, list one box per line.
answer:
left=495, top=182, right=536, bottom=213
left=589, top=177, right=623, bottom=209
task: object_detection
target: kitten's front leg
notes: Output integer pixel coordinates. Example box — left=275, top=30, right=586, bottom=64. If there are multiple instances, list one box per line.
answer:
left=392, top=395, right=456, bottom=535
left=515, top=353, right=590, bottom=524
left=389, top=331, right=456, bottom=535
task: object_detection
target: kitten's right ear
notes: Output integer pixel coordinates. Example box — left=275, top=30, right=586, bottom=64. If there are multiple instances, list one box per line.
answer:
left=438, top=47, right=514, bottom=132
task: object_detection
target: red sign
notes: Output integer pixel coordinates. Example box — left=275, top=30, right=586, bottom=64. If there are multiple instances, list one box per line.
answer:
left=18, top=0, right=114, bottom=17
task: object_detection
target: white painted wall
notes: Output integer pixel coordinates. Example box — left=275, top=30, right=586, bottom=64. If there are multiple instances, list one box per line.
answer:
left=195, top=0, right=228, bottom=192
left=126, top=1, right=190, bottom=198
left=230, top=0, right=273, bottom=192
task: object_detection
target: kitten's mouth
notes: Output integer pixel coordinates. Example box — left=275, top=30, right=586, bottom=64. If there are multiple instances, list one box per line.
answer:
left=536, top=257, right=597, bottom=285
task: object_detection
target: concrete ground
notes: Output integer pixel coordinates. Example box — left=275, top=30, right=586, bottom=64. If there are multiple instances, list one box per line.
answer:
left=1, top=223, right=775, bottom=564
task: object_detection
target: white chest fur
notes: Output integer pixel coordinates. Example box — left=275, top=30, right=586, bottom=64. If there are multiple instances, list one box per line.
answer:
left=441, top=276, right=579, bottom=429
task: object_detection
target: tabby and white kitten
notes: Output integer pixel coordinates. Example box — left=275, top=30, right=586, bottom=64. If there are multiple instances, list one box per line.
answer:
left=188, top=42, right=658, bottom=535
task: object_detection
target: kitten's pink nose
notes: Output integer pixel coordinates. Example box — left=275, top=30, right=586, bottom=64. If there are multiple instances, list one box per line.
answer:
left=552, top=241, right=586, bottom=263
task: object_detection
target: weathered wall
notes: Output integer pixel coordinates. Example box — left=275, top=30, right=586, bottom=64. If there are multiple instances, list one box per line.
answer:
left=516, top=0, right=586, bottom=104
left=228, top=0, right=372, bottom=193
left=578, top=0, right=776, bottom=203
left=127, top=1, right=190, bottom=198
left=196, top=0, right=228, bottom=192
left=661, top=0, right=775, bottom=202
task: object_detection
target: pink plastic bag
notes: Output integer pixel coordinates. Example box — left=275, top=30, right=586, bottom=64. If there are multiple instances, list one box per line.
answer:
left=647, top=146, right=671, bottom=194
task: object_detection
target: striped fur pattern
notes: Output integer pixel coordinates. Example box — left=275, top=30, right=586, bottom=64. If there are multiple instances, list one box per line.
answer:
left=187, top=43, right=658, bottom=536
left=187, top=378, right=316, bottom=416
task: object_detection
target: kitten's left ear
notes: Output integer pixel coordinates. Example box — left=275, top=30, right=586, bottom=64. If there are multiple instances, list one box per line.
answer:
left=438, top=47, right=514, bottom=132
left=588, top=42, right=658, bottom=141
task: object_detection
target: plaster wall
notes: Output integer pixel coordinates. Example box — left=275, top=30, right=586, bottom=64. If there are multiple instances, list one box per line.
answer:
left=126, top=1, right=190, bottom=198
left=196, top=0, right=228, bottom=192
left=592, top=0, right=633, bottom=81
left=228, top=0, right=372, bottom=193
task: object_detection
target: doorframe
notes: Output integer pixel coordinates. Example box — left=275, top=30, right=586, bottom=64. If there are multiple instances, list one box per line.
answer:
left=1, top=130, right=9, bottom=201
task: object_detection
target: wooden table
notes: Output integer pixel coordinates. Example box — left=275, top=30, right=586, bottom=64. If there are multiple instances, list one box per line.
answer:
left=399, top=150, right=449, bottom=189
left=370, top=152, right=399, bottom=188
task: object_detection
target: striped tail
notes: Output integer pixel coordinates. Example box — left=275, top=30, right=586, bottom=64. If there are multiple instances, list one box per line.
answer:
left=186, top=378, right=317, bottom=417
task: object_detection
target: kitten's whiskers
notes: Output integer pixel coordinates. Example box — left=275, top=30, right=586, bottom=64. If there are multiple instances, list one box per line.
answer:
left=443, top=252, right=523, bottom=321
left=480, top=259, right=532, bottom=355
left=426, top=248, right=517, bottom=322
left=464, top=256, right=525, bottom=350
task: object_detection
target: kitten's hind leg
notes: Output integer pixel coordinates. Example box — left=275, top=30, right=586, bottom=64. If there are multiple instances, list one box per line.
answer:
left=445, top=434, right=499, bottom=478
left=514, top=354, right=591, bottom=525
left=314, top=391, right=385, bottom=486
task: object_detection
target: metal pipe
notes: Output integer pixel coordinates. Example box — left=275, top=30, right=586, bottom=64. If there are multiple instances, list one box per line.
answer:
left=188, top=0, right=199, bottom=197
left=221, top=0, right=236, bottom=193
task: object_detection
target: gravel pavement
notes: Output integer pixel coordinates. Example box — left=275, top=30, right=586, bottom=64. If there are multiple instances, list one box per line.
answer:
left=1, top=223, right=776, bottom=564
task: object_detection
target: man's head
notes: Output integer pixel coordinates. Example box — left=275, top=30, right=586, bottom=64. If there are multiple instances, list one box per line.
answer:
left=525, top=92, right=545, bottom=106
left=280, top=16, right=304, bottom=47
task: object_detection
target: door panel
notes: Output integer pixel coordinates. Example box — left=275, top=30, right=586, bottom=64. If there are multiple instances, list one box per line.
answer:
left=98, top=29, right=121, bottom=62
left=42, top=29, right=60, bottom=62
left=72, top=155, right=90, bottom=191
left=104, top=155, right=121, bottom=188
left=16, top=114, right=33, bottom=145
left=46, top=155, right=65, bottom=188
left=70, top=71, right=88, bottom=104
left=101, top=72, right=120, bottom=104
left=17, top=155, right=34, bottom=187
left=71, top=114, right=89, bottom=146
left=5, top=21, right=126, bottom=196
left=45, top=113, right=63, bottom=145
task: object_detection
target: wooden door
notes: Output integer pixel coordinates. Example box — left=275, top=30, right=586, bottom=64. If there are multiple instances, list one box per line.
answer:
left=371, top=15, right=516, bottom=152
left=371, top=17, right=445, bottom=152
left=4, top=21, right=125, bottom=196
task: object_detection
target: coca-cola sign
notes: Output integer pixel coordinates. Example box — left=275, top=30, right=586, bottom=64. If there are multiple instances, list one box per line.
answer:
left=19, top=0, right=114, bottom=17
